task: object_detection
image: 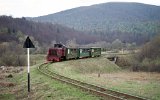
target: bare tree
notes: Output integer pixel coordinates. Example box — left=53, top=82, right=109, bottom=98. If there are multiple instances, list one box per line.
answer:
left=66, top=38, right=78, bottom=48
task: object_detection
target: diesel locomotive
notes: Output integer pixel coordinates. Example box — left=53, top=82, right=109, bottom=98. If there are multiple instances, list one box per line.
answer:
left=47, top=44, right=101, bottom=62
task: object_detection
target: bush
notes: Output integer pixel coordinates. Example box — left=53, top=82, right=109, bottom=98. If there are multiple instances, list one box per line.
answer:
left=0, top=42, right=26, bottom=66
left=130, top=36, right=160, bottom=72
left=130, top=56, right=160, bottom=72
left=140, top=57, right=160, bottom=72
left=0, top=51, right=26, bottom=66
left=115, top=56, right=131, bottom=69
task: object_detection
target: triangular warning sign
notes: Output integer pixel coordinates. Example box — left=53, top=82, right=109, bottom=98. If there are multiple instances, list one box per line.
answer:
left=23, top=36, right=35, bottom=48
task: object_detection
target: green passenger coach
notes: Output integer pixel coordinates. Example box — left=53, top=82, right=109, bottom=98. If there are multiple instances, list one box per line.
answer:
left=65, top=48, right=79, bottom=60
left=90, top=47, right=101, bottom=57
left=79, top=48, right=91, bottom=58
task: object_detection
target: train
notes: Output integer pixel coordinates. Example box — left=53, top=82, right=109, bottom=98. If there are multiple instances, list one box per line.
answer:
left=47, top=44, right=101, bottom=62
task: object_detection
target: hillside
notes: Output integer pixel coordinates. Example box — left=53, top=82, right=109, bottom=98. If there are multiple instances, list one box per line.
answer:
left=0, top=16, right=100, bottom=45
left=31, top=2, right=160, bottom=44
left=48, top=57, right=120, bottom=75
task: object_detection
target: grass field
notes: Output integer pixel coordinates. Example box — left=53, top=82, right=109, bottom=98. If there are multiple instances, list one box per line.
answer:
left=48, top=56, right=160, bottom=100
left=1, top=54, right=160, bottom=100
left=0, top=55, right=101, bottom=100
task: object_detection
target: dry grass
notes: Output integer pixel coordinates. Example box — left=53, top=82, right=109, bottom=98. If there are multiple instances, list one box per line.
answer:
left=0, top=66, right=24, bottom=99
left=48, top=57, right=160, bottom=100
left=95, top=72, right=160, bottom=100
left=86, top=72, right=160, bottom=86
left=0, top=64, right=101, bottom=100
left=91, top=72, right=160, bottom=82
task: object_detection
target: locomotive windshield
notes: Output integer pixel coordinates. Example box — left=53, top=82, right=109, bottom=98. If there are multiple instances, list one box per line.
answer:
left=49, top=49, right=57, bottom=56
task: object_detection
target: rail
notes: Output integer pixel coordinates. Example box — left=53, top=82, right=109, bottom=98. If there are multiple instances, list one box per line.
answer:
left=38, top=63, right=149, bottom=100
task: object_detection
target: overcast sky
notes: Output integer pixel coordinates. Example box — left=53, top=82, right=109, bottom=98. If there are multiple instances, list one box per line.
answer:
left=0, top=0, right=160, bottom=18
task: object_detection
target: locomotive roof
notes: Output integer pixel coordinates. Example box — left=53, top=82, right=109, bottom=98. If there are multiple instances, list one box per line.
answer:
left=54, top=43, right=66, bottom=48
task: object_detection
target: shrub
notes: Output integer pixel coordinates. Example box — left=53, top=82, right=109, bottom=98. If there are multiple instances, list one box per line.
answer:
left=115, top=56, right=131, bottom=69
left=130, top=35, right=160, bottom=72
left=0, top=42, right=26, bottom=66
left=131, top=56, right=160, bottom=72
left=0, top=51, right=26, bottom=66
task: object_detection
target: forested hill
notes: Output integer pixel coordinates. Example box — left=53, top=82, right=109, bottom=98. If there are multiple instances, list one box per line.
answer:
left=0, top=16, right=99, bottom=45
left=30, top=2, right=160, bottom=44
left=31, top=2, right=160, bottom=31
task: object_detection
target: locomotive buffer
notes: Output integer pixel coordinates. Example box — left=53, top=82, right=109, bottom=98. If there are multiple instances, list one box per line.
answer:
left=23, top=36, right=35, bottom=92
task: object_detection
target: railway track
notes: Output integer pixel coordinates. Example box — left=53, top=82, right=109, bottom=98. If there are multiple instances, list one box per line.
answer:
left=38, top=63, right=148, bottom=100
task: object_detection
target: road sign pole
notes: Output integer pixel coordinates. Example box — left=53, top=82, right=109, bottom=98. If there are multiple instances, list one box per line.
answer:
left=27, top=48, right=30, bottom=92
left=23, top=36, right=35, bottom=93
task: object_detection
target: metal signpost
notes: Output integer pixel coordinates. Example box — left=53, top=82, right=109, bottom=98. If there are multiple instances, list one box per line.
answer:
left=23, top=36, right=35, bottom=92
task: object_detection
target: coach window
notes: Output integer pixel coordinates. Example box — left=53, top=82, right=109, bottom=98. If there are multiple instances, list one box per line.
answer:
left=68, top=49, right=70, bottom=54
left=80, top=49, right=82, bottom=53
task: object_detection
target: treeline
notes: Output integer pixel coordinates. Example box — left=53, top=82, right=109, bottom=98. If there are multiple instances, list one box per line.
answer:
left=89, top=22, right=160, bottom=45
left=0, top=16, right=99, bottom=45
left=118, top=35, right=160, bottom=72
left=0, top=26, right=26, bottom=66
